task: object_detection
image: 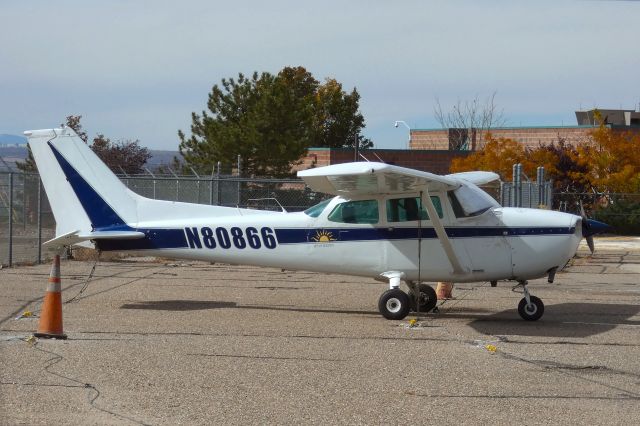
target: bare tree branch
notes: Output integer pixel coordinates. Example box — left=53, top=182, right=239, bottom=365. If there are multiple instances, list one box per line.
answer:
left=433, top=91, right=506, bottom=150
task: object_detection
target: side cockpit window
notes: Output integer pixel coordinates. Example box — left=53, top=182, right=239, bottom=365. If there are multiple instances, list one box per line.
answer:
left=386, top=196, right=443, bottom=222
left=328, top=200, right=379, bottom=224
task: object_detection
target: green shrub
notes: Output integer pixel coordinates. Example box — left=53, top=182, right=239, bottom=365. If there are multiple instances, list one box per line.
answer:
left=593, top=200, right=640, bottom=235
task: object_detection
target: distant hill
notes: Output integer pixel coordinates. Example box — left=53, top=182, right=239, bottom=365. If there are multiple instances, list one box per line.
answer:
left=0, top=134, right=27, bottom=146
left=147, top=150, right=182, bottom=169
left=0, top=144, right=181, bottom=172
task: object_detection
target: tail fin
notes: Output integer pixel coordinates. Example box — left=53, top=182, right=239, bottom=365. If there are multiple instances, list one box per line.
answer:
left=25, top=128, right=141, bottom=241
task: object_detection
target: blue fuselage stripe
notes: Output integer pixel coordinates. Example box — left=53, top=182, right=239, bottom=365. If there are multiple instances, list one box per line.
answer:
left=277, top=226, right=575, bottom=244
left=96, top=226, right=575, bottom=251
left=96, top=228, right=188, bottom=251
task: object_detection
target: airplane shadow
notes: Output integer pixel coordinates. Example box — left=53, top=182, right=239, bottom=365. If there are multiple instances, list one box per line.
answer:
left=467, top=303, right=640, bottom=338
left=119, top=300, right=378, bottom=316
left=237, top=304, right=379, bottom=316
left=120, top=300, right=237, bottom=311
left=118, top=301, right=640, bottom=339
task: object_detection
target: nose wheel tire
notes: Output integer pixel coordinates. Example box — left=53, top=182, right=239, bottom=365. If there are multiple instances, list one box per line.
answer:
left=409, top=284, right=438, bottom=313
left=518, top=296, right=544, bottom=321
left=378, top=289, right=410, bottom=320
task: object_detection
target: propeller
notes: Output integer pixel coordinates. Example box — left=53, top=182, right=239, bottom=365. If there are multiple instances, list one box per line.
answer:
left=579, top=201, right=611, bottom=254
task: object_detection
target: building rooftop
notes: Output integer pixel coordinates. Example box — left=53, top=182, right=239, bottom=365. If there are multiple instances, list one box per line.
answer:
left=412, top=109, right=640, bottom=132
left=576, top=109, right=640, bottom=126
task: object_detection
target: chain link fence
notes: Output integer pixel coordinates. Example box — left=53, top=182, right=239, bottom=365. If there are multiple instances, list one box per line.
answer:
left=555, top=192, right=640, bottom=234
left=118, top=175, right=327, bottom=212
left=0, top=172, right=55, bottom=266
left=0, top=172, right=329, bottom=266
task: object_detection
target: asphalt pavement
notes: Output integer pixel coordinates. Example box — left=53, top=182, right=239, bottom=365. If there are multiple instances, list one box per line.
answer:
left=1, top=239, right=639, bottom=425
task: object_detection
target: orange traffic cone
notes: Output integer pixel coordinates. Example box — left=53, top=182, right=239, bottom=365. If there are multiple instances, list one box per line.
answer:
left=34, top=255, right=67, bottom=339
left=436, top=281, right=453, bottom=299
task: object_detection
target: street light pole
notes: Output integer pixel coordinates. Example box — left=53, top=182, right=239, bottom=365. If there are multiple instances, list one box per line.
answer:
left=394, top=120, right=411, bottom=149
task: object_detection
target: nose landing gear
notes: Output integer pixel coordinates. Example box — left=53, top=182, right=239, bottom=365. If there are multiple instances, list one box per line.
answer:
left=516, top=280, right=545, bottom=321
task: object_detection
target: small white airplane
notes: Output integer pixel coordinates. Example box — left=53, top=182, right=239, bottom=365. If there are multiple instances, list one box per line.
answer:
left=25, top=127, right=608, bottom=321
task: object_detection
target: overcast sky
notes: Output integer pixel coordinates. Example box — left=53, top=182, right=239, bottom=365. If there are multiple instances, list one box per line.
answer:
left=1, top=0, right=639, bottom=150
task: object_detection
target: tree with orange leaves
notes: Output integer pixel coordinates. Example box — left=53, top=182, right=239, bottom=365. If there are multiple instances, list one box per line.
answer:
left=450, top=126, right=639, bottom=195
left=570, top=120, right=640, bottom=194
left=449, top=133, right=558, bottom=179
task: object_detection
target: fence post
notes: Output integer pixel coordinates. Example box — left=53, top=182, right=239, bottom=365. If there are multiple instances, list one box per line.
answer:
left=37, top=176, right=42, bottom=264
left=189, top=167, right=201, bottom=204
left=22, top=173, right=26, bottom=231
left=209, top=164, right=214, bottom=205
left=536, top=166, right=545, bottom=207
left=512, top=164, right=519, bottom=207
left=8, top=172, right=13, bottom=267
left=512, top=164, right=516, bottom=207
left=519, top=164, right=524, bottom=207
left=209, top=176, right=214, bottom=205
left=237, top=155, right=242, bottom=206
left=216, top=161, right=221, bottom=206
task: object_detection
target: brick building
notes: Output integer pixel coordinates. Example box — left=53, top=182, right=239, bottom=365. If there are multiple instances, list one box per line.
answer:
left=296, top=147, right=470, bottom=174
left=409, top=125, right=603, bottom=150
left=294, top=109, right=640, bottom=174
left=409, top=109, right=640, bottom=150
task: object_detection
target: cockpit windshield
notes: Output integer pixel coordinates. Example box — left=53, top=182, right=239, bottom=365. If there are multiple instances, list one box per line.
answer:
left=303, top=198, right=332, bottom=218
left=449, top=183, right=500, bottom=217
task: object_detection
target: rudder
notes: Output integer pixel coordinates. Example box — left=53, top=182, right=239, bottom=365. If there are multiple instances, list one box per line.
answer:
left=25, top=127, right=140, bottom=239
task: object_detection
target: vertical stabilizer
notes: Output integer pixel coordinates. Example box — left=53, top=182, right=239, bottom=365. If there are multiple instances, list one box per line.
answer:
left=25, top=128, right=140, bottom=238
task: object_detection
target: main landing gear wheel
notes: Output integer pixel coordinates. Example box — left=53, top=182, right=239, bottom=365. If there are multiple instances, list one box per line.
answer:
left=409, top=284, right=437, bottom=313
left=518, top=296, right=544, bottom=321
left=378, top=289, right=410, bottom=320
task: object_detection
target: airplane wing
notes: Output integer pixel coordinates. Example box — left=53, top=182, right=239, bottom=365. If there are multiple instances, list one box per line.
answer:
left=297, top=162, right=460, bottom=195
left=445, top=171, right=500, bottom=185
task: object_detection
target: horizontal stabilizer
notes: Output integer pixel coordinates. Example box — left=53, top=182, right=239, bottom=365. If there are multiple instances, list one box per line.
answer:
left=43, top=230, right=146, bottom=249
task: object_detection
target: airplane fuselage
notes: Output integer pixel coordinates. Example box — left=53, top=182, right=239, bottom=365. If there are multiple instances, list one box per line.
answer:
left=95, top=195, right=582, bottom=283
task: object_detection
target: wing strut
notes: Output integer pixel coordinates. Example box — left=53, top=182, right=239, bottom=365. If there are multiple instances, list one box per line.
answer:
left=421, top=188, right=467, bottom=275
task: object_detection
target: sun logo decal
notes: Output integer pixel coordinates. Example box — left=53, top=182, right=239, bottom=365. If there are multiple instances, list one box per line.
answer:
left=311, top=229, right=336, bottom=243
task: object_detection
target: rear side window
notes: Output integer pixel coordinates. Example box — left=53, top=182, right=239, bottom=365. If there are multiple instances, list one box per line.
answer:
left=304, top=198, right=332, bottom=218
left=386, top=196, right=443, bottom=222
left=328, top=200, right=379, bottom=224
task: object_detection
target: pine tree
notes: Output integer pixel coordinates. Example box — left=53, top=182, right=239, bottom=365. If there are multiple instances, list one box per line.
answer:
left=179, top=66, right=370, bottom=177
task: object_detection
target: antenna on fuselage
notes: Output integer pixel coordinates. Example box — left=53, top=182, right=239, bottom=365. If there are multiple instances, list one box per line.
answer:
left=371, top=152, right=386, bottom=163
left=358, top=153, right=371, bottom=162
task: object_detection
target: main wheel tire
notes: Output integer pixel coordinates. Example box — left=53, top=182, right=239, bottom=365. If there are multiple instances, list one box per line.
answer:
left=378, top=289, right=410, bottom=320
left=518, top=296, right=544, bottom=321
left=409, top=284, right=438, bottom=313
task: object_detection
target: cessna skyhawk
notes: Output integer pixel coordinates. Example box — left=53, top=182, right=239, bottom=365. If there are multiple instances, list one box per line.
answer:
left=25, top=127, right=606, bottom=321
